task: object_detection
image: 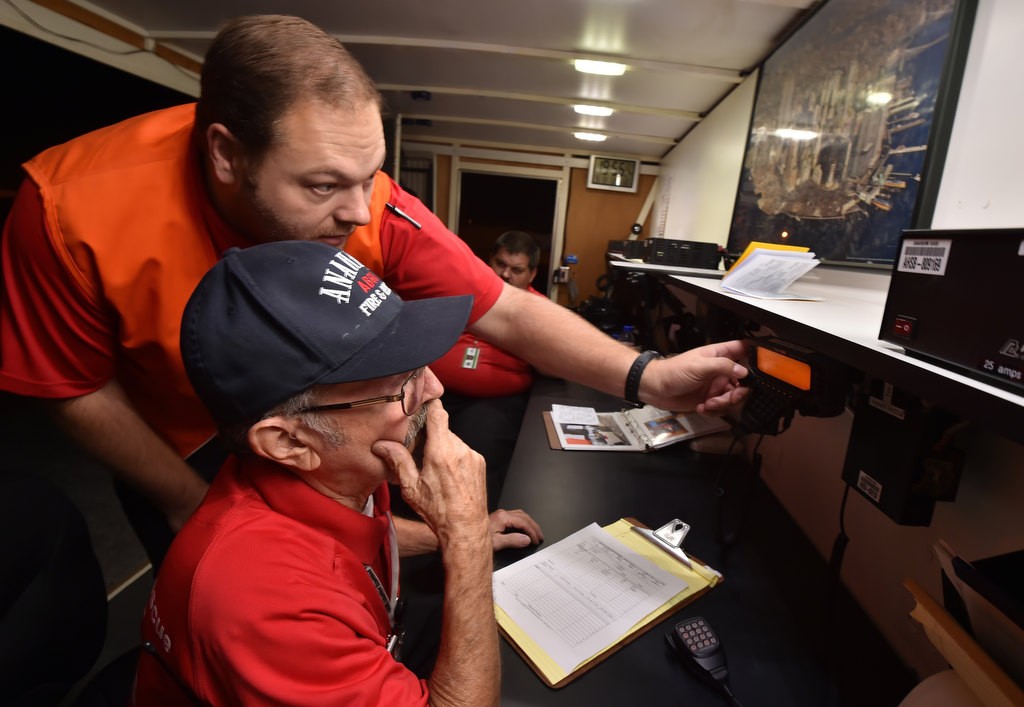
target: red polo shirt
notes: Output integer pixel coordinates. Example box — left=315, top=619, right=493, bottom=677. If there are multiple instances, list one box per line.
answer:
left=133, top=456, right=427, bottom=706
left=430, top=285, right=546, bottom=397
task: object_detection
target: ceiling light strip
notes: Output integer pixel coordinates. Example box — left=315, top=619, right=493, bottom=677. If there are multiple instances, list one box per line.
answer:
left=573, top=59, right=626, bottom=76
left=401, top=114, right=678, bottom=146
left=573, top=105, right=615, bottom=117
left=377, top=84, right=702, bottom=121
left=350, top=36, right=744, bottom=83
left=403, top=139, right=664, bottom=164
left=146, top=30, right=744, bottom=83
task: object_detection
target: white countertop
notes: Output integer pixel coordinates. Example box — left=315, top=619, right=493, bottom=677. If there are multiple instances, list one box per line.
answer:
left=611, top=259, right=1024, bottom=442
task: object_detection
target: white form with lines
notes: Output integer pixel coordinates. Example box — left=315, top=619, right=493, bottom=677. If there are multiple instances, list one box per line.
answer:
left=493, top=523, right=686, bottom=673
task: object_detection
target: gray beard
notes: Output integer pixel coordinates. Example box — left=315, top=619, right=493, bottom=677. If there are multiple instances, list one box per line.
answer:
left=404, top=405, right=428, bottom=448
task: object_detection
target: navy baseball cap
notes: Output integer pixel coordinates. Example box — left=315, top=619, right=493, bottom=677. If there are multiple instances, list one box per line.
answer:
left=181, top=241, right=473, bottom=427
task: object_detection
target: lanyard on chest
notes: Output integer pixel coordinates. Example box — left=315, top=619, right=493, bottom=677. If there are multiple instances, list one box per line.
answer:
left=363, top=512, right=405, bottom=657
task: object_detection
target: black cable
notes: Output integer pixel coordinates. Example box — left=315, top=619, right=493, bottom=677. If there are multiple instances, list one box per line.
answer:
left=712, top=433, right=740, bottom=545
left=750, top=434, right=764, bottom=463
left=713, top=432, right=763, bottom=547
left=829, top=484, right=850, bottom=576
left=6, top=0, right=203, bottom=93
left=710, top=433, right=741, bottom=492
left=721, top=683, right=745, bottom=707
left=142, top=641, right=203, bottom=705
left=4, top=0, right=146, bottom=56
left=4, top=0, right=201, bottom=85
left=819, top=483, right=852, bottom=706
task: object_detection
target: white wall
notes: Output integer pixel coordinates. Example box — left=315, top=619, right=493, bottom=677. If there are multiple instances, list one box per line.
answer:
left=655, top=73, right=757, bottom=244
left=659, top=0, right=1024, bottom=681
left=931, top=0, right=1024, bottom=228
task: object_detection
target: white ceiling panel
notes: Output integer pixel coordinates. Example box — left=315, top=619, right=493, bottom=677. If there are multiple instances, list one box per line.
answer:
left=14, top=0, right=819, bottom=158
left=348, top=45, right=732, bottom=110
left=91, top=0, right=811, bottom=69
left=381, top=92, right=695, bottom=140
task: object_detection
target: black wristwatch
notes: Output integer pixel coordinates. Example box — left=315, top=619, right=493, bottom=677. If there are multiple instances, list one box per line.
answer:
left=625, top=350, right=661, bottom=407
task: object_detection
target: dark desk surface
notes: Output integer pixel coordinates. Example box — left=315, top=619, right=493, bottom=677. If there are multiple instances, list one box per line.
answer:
left=495, top=378, right=915, bottom=707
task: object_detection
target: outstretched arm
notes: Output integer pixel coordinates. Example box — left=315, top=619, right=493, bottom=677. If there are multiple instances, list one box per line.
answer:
left=641, top=339, right=750, bottom=413
left=470, top=284, right=748, bottom=412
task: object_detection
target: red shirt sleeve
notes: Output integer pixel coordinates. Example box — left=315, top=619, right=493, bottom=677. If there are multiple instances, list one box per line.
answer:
left=376, top=180, right=504, bottom=327
left=0, top=179, right=115, bottom=397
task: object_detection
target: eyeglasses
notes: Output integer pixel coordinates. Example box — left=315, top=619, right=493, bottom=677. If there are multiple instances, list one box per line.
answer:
left=298, top=368, right=424, bottom=417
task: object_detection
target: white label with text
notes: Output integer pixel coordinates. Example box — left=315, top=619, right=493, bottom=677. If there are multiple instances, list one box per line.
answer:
left=897, top=238, right=951, bottom=276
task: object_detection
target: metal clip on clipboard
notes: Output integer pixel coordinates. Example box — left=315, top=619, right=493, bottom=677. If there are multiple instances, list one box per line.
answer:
left=632, top=519, right=694, bottom=569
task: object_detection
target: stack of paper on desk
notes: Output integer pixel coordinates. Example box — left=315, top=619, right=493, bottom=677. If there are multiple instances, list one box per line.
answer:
left=721, top=244, right=820, bottom=300
left=493, top=519, right=722, bottom=687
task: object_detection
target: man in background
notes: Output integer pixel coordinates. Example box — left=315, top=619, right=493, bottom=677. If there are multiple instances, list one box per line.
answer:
left=431, top=231, right=547, bottom=509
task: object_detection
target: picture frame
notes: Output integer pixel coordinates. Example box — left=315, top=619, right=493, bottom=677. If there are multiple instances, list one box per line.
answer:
left=587, top=155, right=640, bottom=193
left=726, top=0, right=977, bottom=268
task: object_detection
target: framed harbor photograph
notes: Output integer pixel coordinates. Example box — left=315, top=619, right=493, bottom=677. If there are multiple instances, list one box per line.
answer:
left=726, top=0, right=977, bottom=267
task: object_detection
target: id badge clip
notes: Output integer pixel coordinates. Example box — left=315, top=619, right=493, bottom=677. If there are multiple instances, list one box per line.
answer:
left=461, top=346, right=480, bottom=370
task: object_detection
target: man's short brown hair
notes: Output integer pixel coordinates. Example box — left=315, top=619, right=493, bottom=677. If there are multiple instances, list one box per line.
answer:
left=492, top=231, right=541, bottom=270
left=196, top=15, right=382, bottom=160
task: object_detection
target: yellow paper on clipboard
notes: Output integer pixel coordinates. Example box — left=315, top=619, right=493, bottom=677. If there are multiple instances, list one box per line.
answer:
left=493, top=518, right=722, bottom=688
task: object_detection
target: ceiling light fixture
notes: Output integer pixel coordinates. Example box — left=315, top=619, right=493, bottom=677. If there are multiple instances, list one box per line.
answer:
left=574, top=104, right=614, bottom=117
left=574, top=131, right=607, bottom=142
left=773, top=128, right=818, bottom=141
left=573, top=59, right=627, bottom=76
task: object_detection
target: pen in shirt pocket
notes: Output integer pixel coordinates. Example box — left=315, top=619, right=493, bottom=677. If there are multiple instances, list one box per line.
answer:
left=385, top=202, right=422, bottom=230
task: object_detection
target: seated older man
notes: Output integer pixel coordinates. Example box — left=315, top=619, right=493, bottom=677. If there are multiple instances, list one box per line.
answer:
left=133, top=241, right=542, bottom=706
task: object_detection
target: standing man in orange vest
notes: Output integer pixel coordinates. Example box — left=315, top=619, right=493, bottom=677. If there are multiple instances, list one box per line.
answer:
left=0, top=15, right=748, bottom=566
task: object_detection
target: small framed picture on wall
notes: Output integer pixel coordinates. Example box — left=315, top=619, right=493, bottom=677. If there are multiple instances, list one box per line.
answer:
left=587, top=156, right=640, bottom=193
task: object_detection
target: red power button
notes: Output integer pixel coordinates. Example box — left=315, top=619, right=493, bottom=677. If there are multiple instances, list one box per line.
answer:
left=893, top=315, right=916, bottom=338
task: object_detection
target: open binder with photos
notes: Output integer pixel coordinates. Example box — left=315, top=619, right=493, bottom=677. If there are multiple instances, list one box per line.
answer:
left=543, top=403, right=731, bottom=452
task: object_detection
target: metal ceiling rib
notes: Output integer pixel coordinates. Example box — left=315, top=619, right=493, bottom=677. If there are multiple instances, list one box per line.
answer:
left=15, top=0, right=817, bottom=158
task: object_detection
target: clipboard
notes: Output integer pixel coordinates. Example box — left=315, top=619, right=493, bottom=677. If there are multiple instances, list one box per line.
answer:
left=495, top=517, right=723, bottom=688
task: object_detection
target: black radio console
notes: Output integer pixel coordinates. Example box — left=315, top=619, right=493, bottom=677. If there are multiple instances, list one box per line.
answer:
left=880, top=228, right=1024, bottom=395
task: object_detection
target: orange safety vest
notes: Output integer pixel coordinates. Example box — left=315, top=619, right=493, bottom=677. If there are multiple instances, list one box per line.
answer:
left=25, top=104, right=389, bottom=457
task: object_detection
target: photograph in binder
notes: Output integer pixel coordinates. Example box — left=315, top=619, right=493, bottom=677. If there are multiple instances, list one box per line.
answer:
left=549, top=404, right=730, bottom=452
